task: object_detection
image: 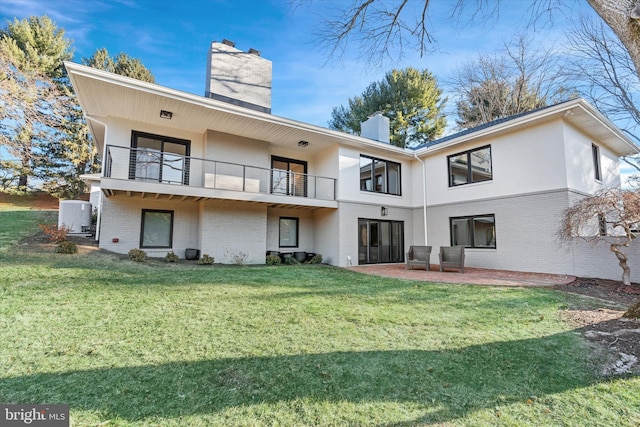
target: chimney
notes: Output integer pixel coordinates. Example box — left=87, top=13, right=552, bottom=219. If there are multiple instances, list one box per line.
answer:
left=360, top=112, right=390, bottom=143
left=205, top=40, right=272, bottom=113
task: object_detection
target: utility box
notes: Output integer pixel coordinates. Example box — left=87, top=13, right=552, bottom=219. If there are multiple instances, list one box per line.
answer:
left=58, top=200, right=92, bottom=234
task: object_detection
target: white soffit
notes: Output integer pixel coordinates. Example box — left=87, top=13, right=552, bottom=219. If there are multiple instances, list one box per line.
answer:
left=64, top=62, right=408, bottom=157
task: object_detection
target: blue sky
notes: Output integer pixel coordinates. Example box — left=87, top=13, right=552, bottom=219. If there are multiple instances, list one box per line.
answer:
left=1, top=0, right=598, bottom=128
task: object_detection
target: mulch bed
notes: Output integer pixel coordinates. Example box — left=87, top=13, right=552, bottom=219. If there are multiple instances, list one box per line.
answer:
left=554, top=278, right=640, bottom=376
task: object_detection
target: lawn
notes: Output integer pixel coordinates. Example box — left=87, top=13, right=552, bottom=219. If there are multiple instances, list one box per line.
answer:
left=1, top=209, right=639, bottom=426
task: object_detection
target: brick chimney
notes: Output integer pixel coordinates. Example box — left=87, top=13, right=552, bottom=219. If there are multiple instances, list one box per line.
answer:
left=361, top=112, right=390, bottom=143
left=205, top=40, right=272, bottom=113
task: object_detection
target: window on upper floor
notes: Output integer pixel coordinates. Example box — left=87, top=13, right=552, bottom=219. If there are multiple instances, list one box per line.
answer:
left=448, top=145, right=492, bottom=187
left=130, top=131, right=190, bottom=185
left=359, top=155, right=401, bottom=195
left=592, top=143, right=602, bottom=181
left=271, top=156, right=307, bottom=197
left=140, top=209, right=174, bottom=248
left=450, top=214, right=496, bottom=249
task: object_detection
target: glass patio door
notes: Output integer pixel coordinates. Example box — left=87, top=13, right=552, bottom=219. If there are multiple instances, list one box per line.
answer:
left=271, top=156, right=307, bottom=197
left=358, top=219, right=404, bottom=264
left=130, top=132, right=190, bottom=185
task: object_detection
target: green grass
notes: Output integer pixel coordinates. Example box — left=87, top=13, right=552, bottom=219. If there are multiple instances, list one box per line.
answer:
left=0, top=208, right=638, bottom=426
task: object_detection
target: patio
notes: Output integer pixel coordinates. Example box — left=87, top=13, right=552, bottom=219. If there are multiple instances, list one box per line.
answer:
left=346, top=263, right=576, bottom=287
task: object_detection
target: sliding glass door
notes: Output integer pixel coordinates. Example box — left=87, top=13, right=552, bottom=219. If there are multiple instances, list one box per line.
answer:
left=130, top=131, right=190, bottom=185
left=358, top=219, right=404, bottom=264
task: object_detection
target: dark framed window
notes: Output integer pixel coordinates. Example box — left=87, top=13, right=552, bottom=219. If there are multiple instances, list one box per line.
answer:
left=450, top=214, right=496, bottom=249
left=359, top=155, right=401, bottom=195
left=598, top=214, right=607, bottom=236
left=279, top=217, right=299, bottom=248
left=448, top=145, right=492, bottom=187
left=140, top=209, right=174, bottom=248
left=592, top=143, right=602, bottom=181
left=130, top=131, right=190, bottom=185
left=271, top=156, right=307, bottom=197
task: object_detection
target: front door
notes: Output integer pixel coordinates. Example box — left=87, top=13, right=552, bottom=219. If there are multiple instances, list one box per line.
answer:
left=358, top=219, right=404, bottom=264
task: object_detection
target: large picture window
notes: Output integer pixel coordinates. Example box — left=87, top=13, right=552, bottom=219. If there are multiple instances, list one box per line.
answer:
left=130, top=131, right=190, bottom=185
left=140, top=209, right=174, bottom=248
left=359, top=155, right=401, bottom=195
left=448, top=145, right=492, bottom=187
left=279, top=217, right=299, bottom=248
left=450, top=214, right=496, bottom=249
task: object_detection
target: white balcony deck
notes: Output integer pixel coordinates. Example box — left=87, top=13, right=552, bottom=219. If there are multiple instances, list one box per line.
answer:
left=101, top=145, right=337, bottom=209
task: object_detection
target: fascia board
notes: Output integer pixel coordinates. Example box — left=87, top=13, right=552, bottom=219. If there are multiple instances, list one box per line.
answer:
left=64, top=62, right=413, bottom=158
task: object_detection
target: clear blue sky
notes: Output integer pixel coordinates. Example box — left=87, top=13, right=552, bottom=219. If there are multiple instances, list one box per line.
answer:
left=1, top=0, right=597, bottom=128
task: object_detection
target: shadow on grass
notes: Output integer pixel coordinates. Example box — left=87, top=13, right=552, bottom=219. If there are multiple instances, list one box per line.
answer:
left=1, top=329, right=631, bottom=424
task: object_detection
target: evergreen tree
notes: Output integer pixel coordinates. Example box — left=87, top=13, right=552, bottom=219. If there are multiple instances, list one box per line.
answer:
left=0, top=16, right=72, bottom=191
left=329, top=68, right=447, bottom=148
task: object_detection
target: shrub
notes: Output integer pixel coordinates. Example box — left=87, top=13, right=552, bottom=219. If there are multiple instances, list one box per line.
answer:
left=224, top=248, right=250, bottom=265
left=39, top=223, right=72, bottom=243
left=55, top=241, right=77, bottom=254
left=266, top=254, right=281, bottom=265
left=308, top=254, right=323, bottom=264
left=165, top=251, right=179, bottom=262
left=128, top=248, right=147, bottom=262
left=198, top=254, right=215, bottom=265
left=284, top=256, right=299, bottom=265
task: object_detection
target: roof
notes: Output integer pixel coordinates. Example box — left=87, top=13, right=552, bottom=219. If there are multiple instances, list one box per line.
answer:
left=413, top=98, right=639, bottom=157
left=65, top=62, right=638, bottom=159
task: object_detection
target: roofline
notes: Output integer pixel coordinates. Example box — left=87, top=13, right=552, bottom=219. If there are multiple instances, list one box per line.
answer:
left=64, top=61, right=410, bottom=157
left=65, top=62, right=638, bottom=160
left=413, top=98, right=639, bottom=157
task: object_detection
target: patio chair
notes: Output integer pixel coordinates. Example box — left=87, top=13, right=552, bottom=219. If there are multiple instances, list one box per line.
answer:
left=439, top=245, right=465, bottom=273
left=406, top=245, right=432, bottom=270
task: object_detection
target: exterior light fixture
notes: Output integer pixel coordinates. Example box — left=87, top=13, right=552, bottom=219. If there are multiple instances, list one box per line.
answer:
left=381, top=206, right=388, bottom=216
left=298, top=140, right=309, bottom=147
left=160, top=110, right=173, bottom=119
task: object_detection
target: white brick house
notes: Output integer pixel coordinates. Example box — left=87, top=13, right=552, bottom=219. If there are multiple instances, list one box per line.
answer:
left=65, top=41, right=640, bottom=281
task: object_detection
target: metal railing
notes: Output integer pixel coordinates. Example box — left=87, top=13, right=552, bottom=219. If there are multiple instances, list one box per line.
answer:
left=104, top=145, right=336, bottom=201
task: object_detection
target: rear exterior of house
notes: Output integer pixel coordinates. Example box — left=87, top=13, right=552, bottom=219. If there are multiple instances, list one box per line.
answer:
left=66, top=40, right=640, bottom=281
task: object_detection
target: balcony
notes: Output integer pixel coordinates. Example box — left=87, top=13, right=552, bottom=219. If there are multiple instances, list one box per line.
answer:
left=101, top=145, right=337, bottom=208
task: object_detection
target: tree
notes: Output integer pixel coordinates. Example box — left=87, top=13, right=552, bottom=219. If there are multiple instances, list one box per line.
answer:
left=83, top=48, right=155, bottom=83
left=310, top=0, right=640, bottom=78
left=558, top=189, right=640, bottom=317
left=329, top=67, right=447, bottom=148
left=453, top=35, right=575, bottom=129
left=0, top=16, right=72, bottom=191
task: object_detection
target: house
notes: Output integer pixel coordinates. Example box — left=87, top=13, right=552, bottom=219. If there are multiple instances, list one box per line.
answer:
left=65, top=40, right=640, bottom=281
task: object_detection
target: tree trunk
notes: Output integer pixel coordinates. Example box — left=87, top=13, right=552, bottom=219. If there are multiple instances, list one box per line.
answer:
left=623, top=298, right=640, bottom=318
left=587, top=0, right=640, bottom=77
left=611, top=244, right=632, bottom=285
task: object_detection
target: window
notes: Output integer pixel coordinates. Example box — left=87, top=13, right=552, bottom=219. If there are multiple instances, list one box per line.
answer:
left=279, top=217, right=299, bottom=248
left=598, top=214, right=607, bottom=236
left=450, top=214, right=496, bottom=249
left=130, top=131, right=190, bottom=185
left=359, top=155, right=401, bottom=195
left=592, top=143, right=602, bottom=181
left=271, top=156, right=307, bottom=197
left=448, top=145, right=492, bottom=187
left=140, top=209, right=174, bottom=248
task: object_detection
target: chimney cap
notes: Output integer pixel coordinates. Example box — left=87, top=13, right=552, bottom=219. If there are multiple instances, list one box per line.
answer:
left=248, top=48, right=261, bottom=56
left=368, top=111, right=384, bottom=118
left=222, top=39, right=236, bottom=47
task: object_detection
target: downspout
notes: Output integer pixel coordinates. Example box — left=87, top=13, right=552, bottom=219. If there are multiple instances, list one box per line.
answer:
left=414, top=154, right=428, bottom=245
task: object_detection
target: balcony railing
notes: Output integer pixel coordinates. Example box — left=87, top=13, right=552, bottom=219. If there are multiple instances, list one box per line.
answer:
left=103, top=145, right=336, bottom=201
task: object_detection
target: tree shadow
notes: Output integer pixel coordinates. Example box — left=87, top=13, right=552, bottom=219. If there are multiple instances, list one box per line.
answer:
left=1, top=329, right=632, bottom=424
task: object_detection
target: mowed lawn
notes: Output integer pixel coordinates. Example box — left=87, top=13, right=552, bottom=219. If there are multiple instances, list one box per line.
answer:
left=1, top=209, right=639, bottom=426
